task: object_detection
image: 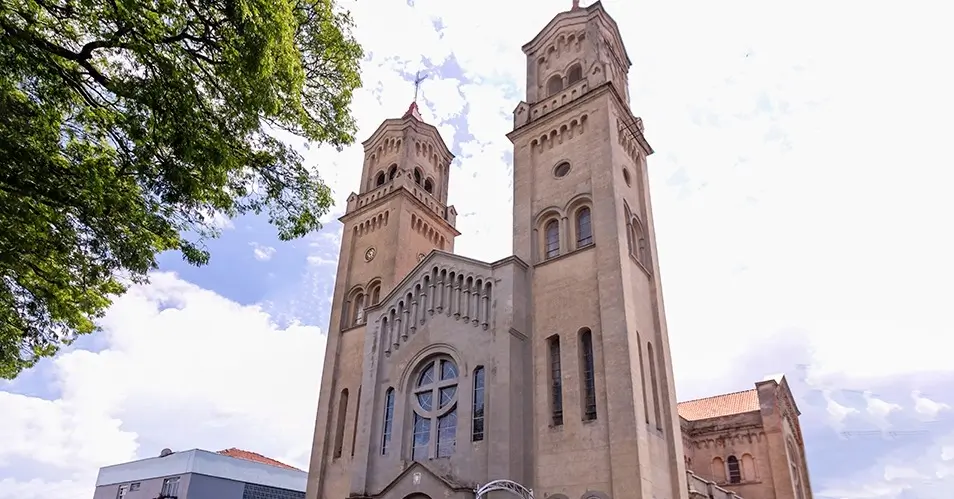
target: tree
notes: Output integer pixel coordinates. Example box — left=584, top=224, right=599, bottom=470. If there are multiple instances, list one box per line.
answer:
left=0, top=0, right=363, bottom=378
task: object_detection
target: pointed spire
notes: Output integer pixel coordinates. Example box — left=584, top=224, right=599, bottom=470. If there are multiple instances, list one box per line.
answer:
left=403, top=101, right=423, bottom=121
left=571, top=0, right=581, bottom=9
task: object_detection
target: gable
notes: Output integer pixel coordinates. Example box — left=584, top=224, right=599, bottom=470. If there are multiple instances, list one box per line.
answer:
left=366, top=251, right=501, bottom=358
left=371, top=461, right=472, bottom=499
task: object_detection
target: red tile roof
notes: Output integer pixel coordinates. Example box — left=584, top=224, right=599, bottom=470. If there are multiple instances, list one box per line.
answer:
left=216, top=448, right=302, bottom=472
left=677, top=389, right=760, bottom=421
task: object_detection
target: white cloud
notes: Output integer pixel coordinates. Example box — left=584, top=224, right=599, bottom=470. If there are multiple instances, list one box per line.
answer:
left=4, top=0, right=954, bottom=497
left=0, top=273, right=325, bottom=499
left=250, top=242, right=277, bottom=261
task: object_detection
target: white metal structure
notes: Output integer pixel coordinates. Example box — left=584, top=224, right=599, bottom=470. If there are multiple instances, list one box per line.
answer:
left=474, top=479, right=534, bottom=499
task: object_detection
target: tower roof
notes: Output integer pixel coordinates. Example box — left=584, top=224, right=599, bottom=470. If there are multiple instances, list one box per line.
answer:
left=403, top=101, right=423, bottom=121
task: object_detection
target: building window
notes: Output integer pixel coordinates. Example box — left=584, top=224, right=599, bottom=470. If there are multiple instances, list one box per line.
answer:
left=567, top=63, right=583, bottom=84
left=554, top=161, right=571, bottom=177
left=548, top=335, right=563, bottom=426
left=424, top=178, right=434, bottom=194
left=544, top=220, right=560, bottom=259
left=411, top=357, right=459, bottom=460
left=637, top=333, right=650, bottom=424
left=546, top=74, right=564, bottom=96
left=351, top=385, right=361, bottom=457
left=370, top=283, right=381, bottom=305
left=333, top=388, right=349, bottom=458
left=130, top=483, right=141, bottom=491
left=376, top=172, right=386, bottom=186
left=647, top=342, right=662, bottom=430
left=160, top=477, right=180, bottom=497
left=388, top=164, right=398, bottom=180
left=580, top=329, right=597, bottom=421
left=117, top=485, right=129, bottom=499
left=243, top=483, right=306, bottom=499
left=414, top=168, right=423, bottom=185
left=472, top=366, right=486, bottom=441
left=727, top=455, right=742, bottom=483
left=576, top=207, right=593, bottom=247
left=382, top=387, right=395, bottom=454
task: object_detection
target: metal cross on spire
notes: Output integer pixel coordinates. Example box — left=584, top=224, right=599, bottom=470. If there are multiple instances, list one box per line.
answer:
left=413, top=70, right=429, bottom=103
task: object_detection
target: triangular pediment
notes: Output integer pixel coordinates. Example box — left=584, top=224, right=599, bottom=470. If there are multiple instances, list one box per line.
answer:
left=369, top=461, right=473, bottom=499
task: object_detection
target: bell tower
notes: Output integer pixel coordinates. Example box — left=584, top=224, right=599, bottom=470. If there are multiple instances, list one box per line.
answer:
left=507, top=2, right=689, bottom=499
left=305, top=101, right=460, bottom=499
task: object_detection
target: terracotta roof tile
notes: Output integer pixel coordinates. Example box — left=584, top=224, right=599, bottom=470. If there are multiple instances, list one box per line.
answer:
left=216, top=448, right=302, bottom=472
left=678, top=389, right=760, bottom=421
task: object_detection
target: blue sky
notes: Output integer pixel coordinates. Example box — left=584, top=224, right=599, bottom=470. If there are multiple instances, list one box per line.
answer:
left=2, top=0, right=953, bottom=498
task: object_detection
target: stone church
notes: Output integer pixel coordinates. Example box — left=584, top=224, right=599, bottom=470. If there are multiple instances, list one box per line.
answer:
left=304, top=2, right=815, bottom=499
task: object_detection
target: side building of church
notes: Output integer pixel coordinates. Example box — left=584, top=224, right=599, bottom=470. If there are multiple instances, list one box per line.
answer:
left=303, top=3, right=814, bottom=499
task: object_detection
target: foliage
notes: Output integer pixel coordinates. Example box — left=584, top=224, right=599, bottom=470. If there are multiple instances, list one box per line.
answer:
left=0, top=0, right=363, bottom=378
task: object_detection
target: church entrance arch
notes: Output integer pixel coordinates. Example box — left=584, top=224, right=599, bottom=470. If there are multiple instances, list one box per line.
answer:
left=474, top=480, right=534, bottom=499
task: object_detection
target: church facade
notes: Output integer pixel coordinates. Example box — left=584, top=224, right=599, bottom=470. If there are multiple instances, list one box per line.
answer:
left=303, top=3, right=814, bottom=499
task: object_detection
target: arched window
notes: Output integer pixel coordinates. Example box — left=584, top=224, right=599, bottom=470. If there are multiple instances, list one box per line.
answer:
left=576, top=207, right=593, bottom=247
left=547, top=74, right=564, bottom=96
left=647, top=342, right=662, bottom=429
left=544, top=220, right=560, bottom=259
left=376, top=172, right=386, bottom=186
left=741, top=454, right=757, bottom=482
left=727, top=455, right=742, bottom=483
left=351, top=385, right=361, bottom=456
left=711, top=457, right=727, bottom=483
left=548, top=335, right=563, bottom=426
left=352, top=292, right=366, bottom=326
left=370, top=284, right=381, bottom=306
left=414, top=168, right=422, bottom=185
left=411, top=357, right=459, bottom=460
left=333, top=389, right=349, bottom=458
left=637, top=332, right=649, bottom=424
left=424, top=178, right=434, bottom=194
left=381, top=388, right=395, bottom=454
left=388, top=164, right=398, bottom=180
left=472, top=366, right=485, bottom=441
left=567, top=64, right=583, bottom=84
left=580, top=329, right=597, bottom=421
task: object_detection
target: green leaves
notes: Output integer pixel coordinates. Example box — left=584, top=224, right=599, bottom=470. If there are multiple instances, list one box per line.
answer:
left=0, top=0, right=363, bottom=378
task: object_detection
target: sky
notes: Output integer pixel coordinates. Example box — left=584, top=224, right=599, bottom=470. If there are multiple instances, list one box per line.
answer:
left=2, top=0, right=953, bottom=498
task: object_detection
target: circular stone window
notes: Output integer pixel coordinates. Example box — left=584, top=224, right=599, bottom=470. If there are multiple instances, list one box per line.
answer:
left=553, top=161, right=571, bottom=178
left=622, top=167, right=632, bottom=186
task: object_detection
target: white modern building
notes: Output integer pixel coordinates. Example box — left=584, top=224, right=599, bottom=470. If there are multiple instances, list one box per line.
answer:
left=93, top=447, right=306, bottom=499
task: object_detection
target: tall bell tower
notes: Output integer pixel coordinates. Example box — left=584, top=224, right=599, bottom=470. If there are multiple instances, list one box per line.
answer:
left=507, top=2, right=689, bottom=499
left=305, top=101, right=460, bottom=499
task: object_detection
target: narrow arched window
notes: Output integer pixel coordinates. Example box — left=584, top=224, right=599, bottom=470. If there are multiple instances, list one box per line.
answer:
left=381, top=388, right=395, bottom=454
left=424, top=178, right=434, bottom=194
left=333, top=388, right=349, bottom=458
left=388, top=164, right=398, bottom=180
left=547, top=74, right=564, bottom=96
left=472, top=366, right=485, bottom=441
left=548, top=335, right=563, bottom=426
left=352, top=292, right=365, bottom=325
left=712, top=457, right=727, bottom=483
left=637, top=332, right=649, bottom=424
left=567, top=64, right=583, bottom=84
left=741, top=454, right=757, bottom=482
left=376, top=172, right=386, bottom=186
left=414, top=168, right=422, bottom=185
left=545, top=220, right=560, bottom=259
left=370, top=285, right=381, bottom=305
left=647, top=342, right=662, bottom=429
left=576, top=207, right=593, bottom=247
left=727, top=455, right=742, bottom=483
left=351, top=385, right=361, bottom=456
left=580, top=329, right=597, bottom=421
